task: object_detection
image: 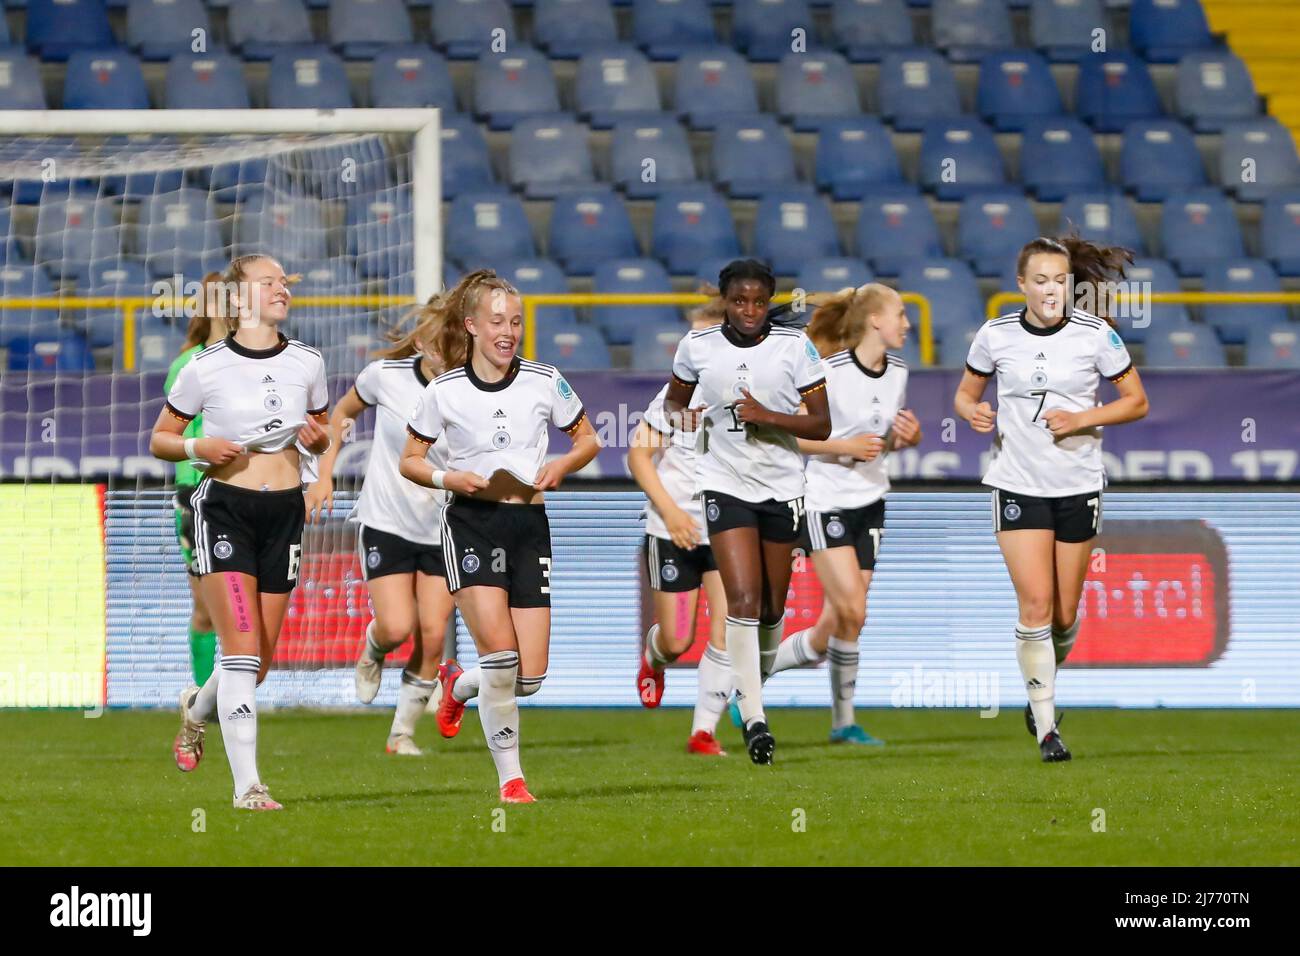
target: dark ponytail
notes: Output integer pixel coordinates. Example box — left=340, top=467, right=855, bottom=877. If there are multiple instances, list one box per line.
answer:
left=1017, top=235, right=1134, bottom=328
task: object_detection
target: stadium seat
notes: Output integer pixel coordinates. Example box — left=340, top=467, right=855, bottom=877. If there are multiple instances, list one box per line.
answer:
left=548, top=187, right=640, bottom=275
left=1176, top=51, right=1259, bottom=133
left=8, top=332, right=95, bottom=372
left=143, top=190, right=225, bottom=278
left=931, top=0, right=1013, bottom=63
left=652, top=186, right=742, bottom=275
left=1161, top=189, right=1245, bottom=276
left=327, top=0, right=412, bottom=59
left=631, top=0, right=716, bottom=61
left=497, top=258, right=577, bottom=329
left=752, top=188, right=840, bottom=276
left=0, top=52, right=47, bottom=109
left=234, top=191, right=328, bottom=267
left=79, top=260, right=151, bottom=349
left=814, top=117, right=903, bottom=201
left=919, top=118, right=1005, bottom=200
left=958, top=191, right=1039, bottom=277
left=632, top=319, right=691, bottom=370
left=34, top=195, right=124, bottom=281
left=533, top=0, right=618, bottom=60
left=474, top=46, right=561, bottom=129
left=575, top=46, right=662, bottom=128
left=25, top=0, right=114, bottom=61
left=369, top=47, right=455, bottom=109
left=673, top=47, right=759, bottom=129
left=432, top=0, right=516, bottom=60
left=776, top=51, right=860, bottom=132
left=1245, top=322, right=1300, bottom=369
left=711, top=114, right=797, bottom=198
left=937, top=322, right=980, bottom=367
left=228, top=0, right=314, bottom=61
left=346, top=187, right=412, bottom=278
left=891, top=331, right=922, bottom=366
left=831, top=0, right=913, bottom=63
left=1029, top=0, right=1104, bottom=62
left=1200, top=258, right=1287, bottom=345
left=1075, top=51, right=1163, bottom=134
left=897, top=258, right=982, bottom=341
left=267, top=47, right=351, bottom=109
left=536, top=326, right=613, bottom=369
left=1129, top=0, right=1213, bottom=64
left=126, top=0, right=211, bottom=61
left=63, top=51, right=150, bottom=110
left=1122, top=258, right=1190, bottom=342
left=508, top=115, right=595, bottom=199
left=165, top=52, right=252, bottom=109
left=591, top=257, right=677, bottom=344
left=1143, top=324, right=1227, bottom=368
left=855, top=187, right=943, bottom=276
left=1218, top=118, right=1300, bottom=202
left=446, top=192, right=537, bottom=266
left=0, top=10, right=8, bottom=47
left=611, top=115, right=697, bottom=198
left=1019, top=117, right=1105, bottom=202
left=1261, top=191, right=1300, bottom=276
left=317, top=317, right=380, bottom=376
left=731, top=0, right=815, bottom=63
left=976, top=50, right=1063, bottom=133
left=1059, top=190, right=1145, bottom=255
left=796, top=257, right=873, bottom=294
left=0, top=205, right=22, bottom=263
left=1119, top=120, right=1206, bottom=202
left=440, top=113, right=498, bottom=198
left=877, top=50, right=962, bottom=132
left=271, top=259, right=361, bottom=348
left=0, top=263, right=57, bottom=348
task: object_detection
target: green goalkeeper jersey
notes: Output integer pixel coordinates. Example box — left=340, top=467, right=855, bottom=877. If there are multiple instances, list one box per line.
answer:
left=164, top=344, right=204, bottom=488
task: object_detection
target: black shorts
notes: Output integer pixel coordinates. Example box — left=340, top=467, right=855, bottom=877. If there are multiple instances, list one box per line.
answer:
left=644, top=534, right=717, bottom=593
left=358, top=524, right=445, bottom=581
left=991, top=487, right=1102, bottom=544
left=173, top=484, right=200, bottom=577
left=805, top=499, right=886, bottom=570
left=702, top=489, right=805, bottom=544
left=441, top=495, right=552, bottom=608
left=189, top=479, right=305, bottom=593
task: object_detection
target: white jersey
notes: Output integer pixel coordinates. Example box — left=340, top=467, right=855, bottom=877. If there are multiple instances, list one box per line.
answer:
left=641, top=384, right=708, bottom=545
left=406, top=356, right=586, bottom=486
left=350, top=358, right=448, bottom=546
left=671, top=321, right=827, bottom=503
left=804, top=349, right=908, bottom=512
left=966, top=309, right=1134, bottom=498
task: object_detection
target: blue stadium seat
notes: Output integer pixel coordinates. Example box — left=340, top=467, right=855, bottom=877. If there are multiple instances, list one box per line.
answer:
left=63, top=51, right=150, bottom=109
left=0, top=10, right=8, bottom=47
left=1245, top=322, right=1300, bottom=369
left=632, top=0, right=716, bottom=61
left=0, top=206, right=22, bottom=263
left=369, top=47, right=454, bottom=109
left=79, top=260, right=150, bottom=348
left=1020, top=117, right=1105, bottom=201
left=776, top=51, right=860, bottom=131
left=317, top=318, right=379, bottom=377
left=0, top=52, right=47, bottom=109
left=447, top=192, right=537, bottom=267
left=891, top=331, right=922, bottom=366
left=576, top=46, right=661, bottom=128
left=752, top=188, right=840, bottom=276
left=592, top=257, right=677, bottom=344
left=234, top=191, right=328, bottom=267
left=732, top=0, right=815, bottom=63
left=536, top=326, right=612, bottom=369
left=878, top=50, right=962, bottom=131
left=346, top=187, right=412, bottom=278
left=1129, top=0, right=1213, bottom=64
left=1122, top=257, right=1190, bottom=342
left=0, top=264, right=57, bottom=348
left=1120, top=120, right=1206, bottom=202
left=674, top=47, right=759, bottom=129
left=270, top=259, right=362, bottom=347
left=797, top=257, right=874, bottom=293
left=165, top=52, right=251, bottom=109
left=855, top=187, right=943, bottom=275
left=611, top=115, right=697, bottom=198
left=327, top=0, right=412, bottom=59
left=937, top=322, right=980, bottom=367
left=1161, top=189, right=1245, bottom=276
left=814, top=117, right=903, bottom=201
left=958, top=191, right=1039, bottom=277
left=919, top=118, right=1005, bottom=200
left=34, top=195, right=123, bottom=281
left=632, top=319, right=691, bottom=370
left=509, top=115, right=595, bottom=199
left=711, top=114, right=797, bottom=198
left=1029, top=0, right=1104, bottom=62
left=1218, top=118, right=1300, bottom=202
left=8, top=332, right=95, bottom=372
left=474, top=46, right=560, bottom=129
left=228, top=0, right=314, bottom=61
left=832, top=0, right=913, bottom=63
left=548, top=187, right=639, bottom=275
left=267, top=47, right=351, bottom=109
left=5, top=142, right=97, bottom=205
left=1177, top=51, right=1259, bottom=133
left=432, top=0, right=516, bottom=60
left=1200, top=258, right=1287, bottom=345
left=25, top=0, right=114, bottom=61
left=440, top=114, right=498, bottom=198
left=533, top=0, right=618, bottom=60
left=652, top=186, right=742, bottom=274
left=897, top=257, right=981, bottom=341
left=975, top=50, right=1063, bottom=132
left=1261, top=191, right=1300, bottom=276
left=931, top=0, right=1013, bottom=62
left=498, top=258, right=577, bottom=329
left=127, top=0, right=211, bottom=61
left=1075, top=51, right=1163, bottom=133
left=695, top=256, right=747, bottom=292
left=143, top=191, right=225, bottom=278
left=1143, top=324, right=1226, bottom=368
left=1059, top=190, right=1145, bottom=255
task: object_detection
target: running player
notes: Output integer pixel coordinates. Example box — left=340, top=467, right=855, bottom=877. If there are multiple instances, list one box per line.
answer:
left=954, top=236, right=1149, bottom=762
left=662, top=259, right=832, bottom=765
left=152, top=254, right=331, bottom=810
left=400, top=269, right=601, bottom=803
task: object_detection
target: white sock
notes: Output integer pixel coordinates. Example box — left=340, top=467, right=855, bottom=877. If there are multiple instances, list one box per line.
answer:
left=217, top=655, right=260, bottom=799
left=643, top=622, right=671, bottom=670
left=390, top=670, right=436, bottom=738
left=726, top=616, right=764, bottom=728
left=515, top=672, right=546, bottom=698
left=691, top=644, right=732, bottom=735
left=189, top=664, right=221, bottom=722
left=452, top=666, right=481, bottom=702
left=1016, top=622, right=1056, bottom=743
left=827, top=636, right=859, bottom=730
left=769, top=627, right=823, bottom=676
left=365, top=620, right=387, bottom=663
left=757, top=618, right=784, bottom=683
left=477, top=650, right=522, bottom=787
left=1053, top=618, right=1080, bottom=667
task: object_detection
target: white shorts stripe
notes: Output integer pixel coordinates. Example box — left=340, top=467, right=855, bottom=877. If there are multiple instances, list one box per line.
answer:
left=991, top=488, right=1000, bottom=533
left=648, top=535, right=661, bottom=590
left=440, top=499, right=459, bottom=591
left=191, top=479, right=212, bottom=575
left=356, top=525, right=369, bottom=583
left=807, top=509, right=825, bottom=551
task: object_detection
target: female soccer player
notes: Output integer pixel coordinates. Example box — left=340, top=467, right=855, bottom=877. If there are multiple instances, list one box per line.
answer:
left=662, top=259, right=831, bottom=765
left=761, top=284, right=922, bottom=744
left=304, top=302, right=455, bottom=756
left=151, top=254, right=331, bottom=810
left=165, top=272, right=225, bottom=686
left=954, top=236, right=1149, bottom=762
left=630, top=295, right=732, bottom=756
left=399, top=269, right=601, bottom=803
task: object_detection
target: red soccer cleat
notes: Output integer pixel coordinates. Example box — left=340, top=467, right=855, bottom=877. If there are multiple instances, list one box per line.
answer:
left=500, top=778, right=536, bottom=804
left=686, top=730, right=727, bottom=756
left=436, top=660, right=466, bottom=738
left=637, top=656, right=665, bottom=708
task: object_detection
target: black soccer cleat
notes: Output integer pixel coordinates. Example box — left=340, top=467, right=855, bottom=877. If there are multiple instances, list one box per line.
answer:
left=1039, top=728, right=1072, bottom=763
left=743, top=720, right=775, bottom=766
left=1024, top=703, right=1065, bottom=738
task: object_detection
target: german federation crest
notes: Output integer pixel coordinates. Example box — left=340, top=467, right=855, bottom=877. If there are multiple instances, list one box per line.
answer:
left=1003, top=502, right=1022, bottom=522
left=462, top=553, right=481, bottom=574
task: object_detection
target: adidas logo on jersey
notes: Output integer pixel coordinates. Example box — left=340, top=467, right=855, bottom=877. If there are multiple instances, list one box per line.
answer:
left=261, top=374, right=275, bottom=384
left=1034, top=353, right=1046, bottom=361
left=493, top=409, right=507, bottom=419
left=872, top=396, right=880, bottom=403
left=736, top=363, right=748, bottom=371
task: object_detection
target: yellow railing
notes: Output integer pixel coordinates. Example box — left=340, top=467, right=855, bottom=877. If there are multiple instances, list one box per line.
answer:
left=987, top=291, right=1300, bottom=320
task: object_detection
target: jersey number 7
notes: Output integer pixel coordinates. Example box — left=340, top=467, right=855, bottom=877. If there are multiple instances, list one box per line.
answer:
left=1030, top=389, right=1047, bottom=422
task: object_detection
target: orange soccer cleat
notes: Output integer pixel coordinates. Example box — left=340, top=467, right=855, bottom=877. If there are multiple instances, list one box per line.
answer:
left=637, top=656, right=665, bottom=708
left=500, top=778, right=536, bottom=804
left=436, top=660, right=467, bottom=738
left=686, top=730, right=727, bottom=756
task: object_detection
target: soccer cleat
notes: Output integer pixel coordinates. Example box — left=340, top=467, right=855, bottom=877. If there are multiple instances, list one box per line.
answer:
left=829, top=724, right=885, bottom=746
left=173, top=685, right=205, bottom=773
left=1024, top=703, right=1065, bottom=738
left=727, top=693, right=743, bottom=728
left=435, top=660, right=466, bottom=738
left=1039, top=728, right=1072, bottom=763
left=385, top=734, right=422, bottom=756
left=233, top=783, right=283, bottom=811
left=637, top=656, right=665, bottom=708
left=743, top=719, right=776, bottom=766
left=355, top=651, right=382, bottom=704
left=500, top=778, right=536, bottom=804
left=686, top=730, right=727, bottom=756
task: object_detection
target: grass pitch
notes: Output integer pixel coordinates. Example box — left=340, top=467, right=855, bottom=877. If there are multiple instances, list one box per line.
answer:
left=2, top=708, right=1295, bottom=866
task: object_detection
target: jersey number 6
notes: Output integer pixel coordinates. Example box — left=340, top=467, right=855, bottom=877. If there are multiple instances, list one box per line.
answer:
left=287, top=543, right=302, bottom=582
